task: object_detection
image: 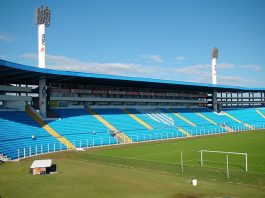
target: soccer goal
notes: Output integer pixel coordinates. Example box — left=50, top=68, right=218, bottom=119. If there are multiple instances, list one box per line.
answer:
left=200, top=150, right=248, bottom=172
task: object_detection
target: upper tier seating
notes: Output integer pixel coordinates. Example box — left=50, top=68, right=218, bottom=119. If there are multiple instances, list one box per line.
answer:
left=0, top=111, right=61, bottom=160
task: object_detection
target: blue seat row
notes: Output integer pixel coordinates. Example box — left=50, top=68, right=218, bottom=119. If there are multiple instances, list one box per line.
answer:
left=0, top=111, right=61, bottom=160
left=1, top=107, right=264, bottom=160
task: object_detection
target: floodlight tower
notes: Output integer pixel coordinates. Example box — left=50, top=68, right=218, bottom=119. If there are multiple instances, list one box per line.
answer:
left=36, top=6, right=51, bottom=68
left=36, top=6, right=51, bottom=118
left=211, top=47, right=218, bottom=112
left=211, top=47, right=218, bottom=84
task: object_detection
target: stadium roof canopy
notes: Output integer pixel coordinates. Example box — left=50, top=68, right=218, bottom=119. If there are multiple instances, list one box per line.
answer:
left=0, top=59, right=264, bottom=92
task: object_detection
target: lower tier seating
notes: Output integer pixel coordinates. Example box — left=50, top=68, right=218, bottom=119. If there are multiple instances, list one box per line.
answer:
left=0, top=111, right=62, bottom=160
left=1, top=107, right=264, bottom=160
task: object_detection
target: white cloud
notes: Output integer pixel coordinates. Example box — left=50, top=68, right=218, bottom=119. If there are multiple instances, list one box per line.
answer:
left=21, top=53, right=263, bottom=87
left=141, top=54, right=163, bottom=63
left=218, top=63, right=235, bottom=70
left=218, top=75, right=255, bottom=86
left=242, top=64, right=263, bottom=72
left=21, top=53, right=153, bottom=77
left=175, top=56, right=186, bottom=63
left=0, top=32, right=16, bottom=41
left=0, top=55, right=7, bottom=59
left=21, top=53, right=37, bottom=59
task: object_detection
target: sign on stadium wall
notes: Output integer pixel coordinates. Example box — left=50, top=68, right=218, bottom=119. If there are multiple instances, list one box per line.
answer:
left=126, top=91, right=139, bottom=96
left=108, top=90, right=126, bottom=95
left=50, top=88, right=92, bottom=94
left=140, top=92, right=155, bottom=96
left=92, top=90, right=108, bottom=94
left=49, top=88, right=207, bottom=98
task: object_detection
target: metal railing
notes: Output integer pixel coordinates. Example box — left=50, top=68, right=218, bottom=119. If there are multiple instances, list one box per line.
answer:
left=15, top=123, right=265, bottom=161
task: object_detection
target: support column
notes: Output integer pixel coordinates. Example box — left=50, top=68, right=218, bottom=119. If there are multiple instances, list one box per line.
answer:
left=39, top=77, right=47, bottom=118
left=241, top=92, right=242, bottom=107
left=237, top=92, right=239, bottom=107
left=249, top=92, right=251, bottom=107
left=263, top=92, right=265, bottom=107
left=252, top=92, right=254, bottom=107
left=226, top=92, right=228, bottom=108
left=212, top=89, right=217, bottom=112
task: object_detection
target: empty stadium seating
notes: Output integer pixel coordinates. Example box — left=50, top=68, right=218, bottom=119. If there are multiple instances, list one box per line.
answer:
left=1, top=107, right=265, bottom=160
left=47, top=108, right=117, bottom=147
left=0, top=111, right=62, bottom=160
left=170, top=108, right=225, bottom=135
left=223, top=108, right=265, bottom=129
left=195, top=108, right=247, bottom=130
left=93, top=108, right=184, bottom=142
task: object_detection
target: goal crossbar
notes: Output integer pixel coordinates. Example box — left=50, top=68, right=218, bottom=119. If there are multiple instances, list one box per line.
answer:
left=200, top=150, right=248, bottom=171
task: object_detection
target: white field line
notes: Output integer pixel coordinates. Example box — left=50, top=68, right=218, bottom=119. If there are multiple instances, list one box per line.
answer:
left=139, top=149, right=198, bottom=158
left=81, top=154, right=265, bottom=176
left=88, top=152, right=178, bottom=164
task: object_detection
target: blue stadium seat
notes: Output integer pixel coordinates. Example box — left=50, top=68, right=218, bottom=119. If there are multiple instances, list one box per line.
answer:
left=1, top=107, right=264, bottom=160
left=47, top=108, right=117, bottom=147
left=0, top=111, right=62, bottom=160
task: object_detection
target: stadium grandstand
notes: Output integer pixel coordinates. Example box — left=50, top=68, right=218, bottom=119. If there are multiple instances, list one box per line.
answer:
left=0, top=58, right=265, bottom=161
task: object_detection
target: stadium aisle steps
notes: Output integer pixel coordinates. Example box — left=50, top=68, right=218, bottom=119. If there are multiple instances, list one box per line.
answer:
left=167, top=109, right=196, bottom=127
left=122, top=109, right=153, bottom=130
left=191, top=108, right=231, bottom=132
left=222, top=111, right=254, bottom=130
left=26, top=106, right=75, bottom=149
left=48, top=108, right=117, bottom=147
left=87, top=108, right=132, bottom=143
left=192, top=110, right=217, bottom=125
left=176, top=127, right=191, bottom=137
left=256, top=109, right=265, bottom=119
left=221, top=125, right=234, bottom=132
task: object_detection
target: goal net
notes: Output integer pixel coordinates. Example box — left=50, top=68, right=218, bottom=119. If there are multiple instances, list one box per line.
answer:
left=200, top=150, right=248, bottom=172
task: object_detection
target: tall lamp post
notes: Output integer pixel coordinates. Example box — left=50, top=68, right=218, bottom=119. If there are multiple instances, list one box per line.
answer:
left=36, top=6, right=51, bottom=118
left=211, top=47, right=218, bottom=85
left=36, top=6, right=51, bottom=68
left=211, top=47, right=218, bottom=112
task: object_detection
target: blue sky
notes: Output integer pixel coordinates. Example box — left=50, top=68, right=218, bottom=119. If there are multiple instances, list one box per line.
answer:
left=0, top=0, right=265, bottom=87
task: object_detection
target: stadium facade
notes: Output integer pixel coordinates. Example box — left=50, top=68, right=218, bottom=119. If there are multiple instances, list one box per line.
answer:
left=1, top=59, right=264, bottom=114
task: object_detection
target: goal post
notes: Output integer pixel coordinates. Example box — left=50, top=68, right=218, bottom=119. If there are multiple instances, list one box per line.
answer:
left=200, top=150, right=248, bottom=172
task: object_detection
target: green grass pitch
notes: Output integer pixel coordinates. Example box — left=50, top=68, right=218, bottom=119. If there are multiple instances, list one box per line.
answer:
left=1, top=131, right=265, bottom=198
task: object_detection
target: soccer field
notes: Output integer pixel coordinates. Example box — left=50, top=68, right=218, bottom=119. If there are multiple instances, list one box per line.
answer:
left=75, top=130, right=265, bottom=184
left=1, top=131, right=265, bottom=198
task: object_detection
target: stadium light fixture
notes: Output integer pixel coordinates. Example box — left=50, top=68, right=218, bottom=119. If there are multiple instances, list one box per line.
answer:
left=36, top=6, right=51, bottom=26
left=211, top=47, right=218, bottom=59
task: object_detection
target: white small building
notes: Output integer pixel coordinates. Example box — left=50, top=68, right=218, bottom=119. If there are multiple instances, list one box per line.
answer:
left=30, top=159, right=52, bottom=175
